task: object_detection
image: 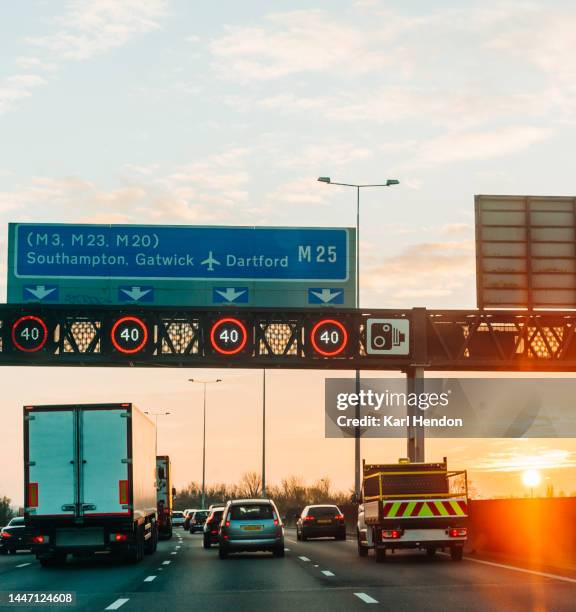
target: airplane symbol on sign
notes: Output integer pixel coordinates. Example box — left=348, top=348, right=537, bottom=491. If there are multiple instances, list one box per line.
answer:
left=201, top=251, right=221, bottom=272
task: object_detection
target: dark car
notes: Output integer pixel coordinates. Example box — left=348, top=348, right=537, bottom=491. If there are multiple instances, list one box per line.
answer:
left=296, top=505, right=346, bottom=541
left=189, top=510, right=209, bottom=534
left=202, top=507, right=224, bottom=548
left=0, top=517, right=30, bottom=554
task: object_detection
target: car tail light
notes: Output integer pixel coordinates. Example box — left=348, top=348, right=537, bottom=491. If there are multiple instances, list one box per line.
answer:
left=113, top=533, right=129, bottom=542
left=32, top=535, right=45, bottom=544
left=1, top=532, right=12, bottom=539
left=382, top=530, right=401, bottom=539
left=225, top=520, right=230, bottom=527
left=210, top=530, right=218, bottom=535
left=334, top=514, right=344, bottom=521
left=304, top=516, right=315, bottom=522
left=449, top=527, right=467, bottom=537
left=223, top=535, right=229, bottom=540
left=273, top=519, right=279, bottom=526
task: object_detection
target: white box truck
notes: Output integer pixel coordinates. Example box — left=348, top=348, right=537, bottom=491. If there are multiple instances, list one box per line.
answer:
left=24, top=403, right=158, bottom=567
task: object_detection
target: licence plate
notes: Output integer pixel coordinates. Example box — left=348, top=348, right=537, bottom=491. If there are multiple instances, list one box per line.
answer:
left=317, top=519, right=331, bottom=524
left=241, top=525, right=263, bottom=531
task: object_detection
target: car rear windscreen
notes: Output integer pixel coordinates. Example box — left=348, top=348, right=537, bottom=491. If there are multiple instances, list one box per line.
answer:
left=172, top=512, right=184, bottom=518
left=230, top=504, right=274, bottom=521
left=309, top=506, right=339, bottom=517
left=212, top=511, right=223, bottom=521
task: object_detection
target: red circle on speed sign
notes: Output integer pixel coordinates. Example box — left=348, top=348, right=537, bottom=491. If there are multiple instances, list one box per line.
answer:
left=210, top=317, right=248, bottom=355
left=310, top=319, right=348, bottom=356
left=111, top=316, right=149, bottom=354
left=11, top=315, right=49, bottom=352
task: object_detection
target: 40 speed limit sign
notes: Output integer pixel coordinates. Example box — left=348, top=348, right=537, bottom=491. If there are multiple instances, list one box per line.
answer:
left=208, top=317, right=250, bottom=356
left=110, top=315, right=151, bottom=355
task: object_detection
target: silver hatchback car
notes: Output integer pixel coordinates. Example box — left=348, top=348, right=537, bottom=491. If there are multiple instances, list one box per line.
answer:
left=219, top=499, right=284, bottom=558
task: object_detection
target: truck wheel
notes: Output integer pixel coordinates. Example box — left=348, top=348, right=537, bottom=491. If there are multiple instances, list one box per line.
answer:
left=357, top=533, right=368, bottom=557
left=145, top=524, right=158, bottom=555
left=450, top=546, right=463, bottom=562
left=127, top=528, right=145, bottom=563
left=375, top=547, right=386, bottom=563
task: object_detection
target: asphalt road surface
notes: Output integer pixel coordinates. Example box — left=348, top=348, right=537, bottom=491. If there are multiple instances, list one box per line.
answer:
left=0, top=528, right=574, bottom=611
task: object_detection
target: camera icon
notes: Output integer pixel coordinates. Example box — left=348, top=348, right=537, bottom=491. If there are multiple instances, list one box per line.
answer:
left=366, top=319, right=410, bottom=355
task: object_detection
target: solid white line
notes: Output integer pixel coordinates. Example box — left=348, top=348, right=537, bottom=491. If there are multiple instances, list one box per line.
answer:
left=143, top=575, right=157, bottom=582
left=162, top=560, right=171, bottom=565
left=462, top=556, right=576, bottom=584
left=16, top=563, right=31, bottom=568
left=105, top=599, right=130, bottom=610
left=322, top=570, right=335, bottom=577
left=298, top=556, right=310, bottom=562
left=354, top=593, right=378, bottom=604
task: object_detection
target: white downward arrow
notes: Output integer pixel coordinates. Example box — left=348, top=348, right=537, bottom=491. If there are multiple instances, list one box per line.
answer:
left=311, top=289, right=342, bottom=303
left=121, top=286, right=151, bottom=301
left=216, top=288, right=246, bottom=302
left=26, top=285, right=56, bottom=300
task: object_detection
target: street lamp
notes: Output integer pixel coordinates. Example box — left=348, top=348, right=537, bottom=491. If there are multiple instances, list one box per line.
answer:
left=317, top=176, right=399, bottom=498
left=144, top=411, right=170, bottom=454
left=189, top=378, right=222, bottom=509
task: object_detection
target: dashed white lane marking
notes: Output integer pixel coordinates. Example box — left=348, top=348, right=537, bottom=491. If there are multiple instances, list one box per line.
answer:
left=105, top=599, right=130, bottom=610
left=458, top=555, right=576, bottom=584
left=314, top=564, right=319, bottom=568
left=298, top=556, right=310, bottom=562
left=355, top=593, right=378, bottom=604
left=322, top=570, right=335, bottom=576
left=16, top=563, right=31, bottom=568
left=176, top=546, right=181, bottom=549
left=162, top=560, right=171, bottom=565
left=284, top=548, right=290, bottom=551
left=143, top=575, right=157, bottom=582
left=170, top=551, right=177, bottom=555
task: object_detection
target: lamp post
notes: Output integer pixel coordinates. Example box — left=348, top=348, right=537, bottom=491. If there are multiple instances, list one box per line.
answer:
left=144, top=411, right=171, bottom=454
left=317, top=176, right=399, bottom=498
left=189, top=378, right=222, bottom=509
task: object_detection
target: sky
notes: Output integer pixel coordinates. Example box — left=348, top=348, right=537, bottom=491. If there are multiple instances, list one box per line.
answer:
left=1, top=0, right=576, bottom=505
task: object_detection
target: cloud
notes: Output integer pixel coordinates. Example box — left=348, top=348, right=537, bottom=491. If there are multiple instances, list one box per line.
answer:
left=278, top=142, right=373, bottom=169
left=0, top=147, right=253, bottom=225
left=0, top=74, right=47, bottom=115
left=209, top=9, right=419, bottom=81
left=474, top=447, right=576, bottom=472
left=1, top=1, right=168, bottom=116
left=265, top=177, right=332, bottom=206
left=404, top=126, right=553, bottom=169
left=29, top=0, right=169, bottom=60
left=362, top=240, right=476, bottom=304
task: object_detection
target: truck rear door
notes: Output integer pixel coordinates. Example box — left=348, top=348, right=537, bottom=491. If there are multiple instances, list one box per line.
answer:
left=80, top=408, right=130, bottom=516
left=27, top=410, right=76, bottom=517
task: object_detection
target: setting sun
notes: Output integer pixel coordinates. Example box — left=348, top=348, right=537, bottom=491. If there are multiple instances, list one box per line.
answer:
left=522, top=469, right=542, bottom=489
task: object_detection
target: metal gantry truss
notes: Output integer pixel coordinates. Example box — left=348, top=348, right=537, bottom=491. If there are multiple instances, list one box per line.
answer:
left=2, top=304, right=576, bottom=370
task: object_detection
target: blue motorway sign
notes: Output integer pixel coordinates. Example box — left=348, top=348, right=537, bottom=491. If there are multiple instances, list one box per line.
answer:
left=8, top=224, right=356, bottom=308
